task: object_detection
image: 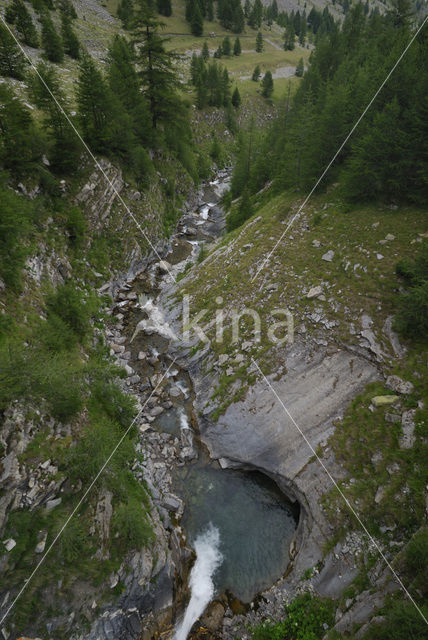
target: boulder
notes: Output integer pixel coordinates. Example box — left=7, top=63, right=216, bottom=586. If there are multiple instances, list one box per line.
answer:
left=307, top=285, right=323, bottom=299
left=158, top=260, right=172, bottom=274
left=322, top=249, right=334, bottom=262
left=3, top=538, right=16, bottom=552
left=386, top=375, right=414, bottom=395
left=399, top=409, right=416, bottom=449
left=45, top=497, right=62, bottom=511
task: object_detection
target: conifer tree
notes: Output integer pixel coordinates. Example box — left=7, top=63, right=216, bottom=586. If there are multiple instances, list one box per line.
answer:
left=132, top=2, right=182, bottom=130
left=157, top=0, right=172, bottom=16
left=255, top=30, right=263, bottom=52
left=244, top=0, right=251, bottom=19
left=231, top=85, right=241, bottom=108
left=299, top=12, right=307, bottom=45
left=248, top=0, right=262, bottom=27
left=233, top=37, right=241, bottom=55
left=60, top=0, right=78, bottom=19
left=29, top=62, right=81, bottom=171
left=41, top=13, right=64, bottom=62
left=207, top=0, right=214, bottom=20
left=261, top=70, right=273, bottom=97
left=190, top=1, right=204, bottom=36
left=284, top=21, right=295, bottom=49
left=0, top=84, right=43, bottom=178
left=202, top=39, right=209, bottom=60
left=295, top=57, right=304, bottom=77
left=214, top=44, right=222, bottom=58
left=221, top=66, right=231, bottom=105
left=222, top=35, right=231, bottom=55
left=251, top=63, right=260, bottom=81
left=117, top=0, right=134, bottom=29
left=61, top=12, right=80, bottom=59
left=0, top=22, right=27, bottom=79
left=76, top=53, right=112, bottom=150
left=8, top=0, right=39, bottom=47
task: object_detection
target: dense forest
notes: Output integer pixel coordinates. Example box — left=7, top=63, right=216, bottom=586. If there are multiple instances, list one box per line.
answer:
left=231, top=1, right=428, bottom=205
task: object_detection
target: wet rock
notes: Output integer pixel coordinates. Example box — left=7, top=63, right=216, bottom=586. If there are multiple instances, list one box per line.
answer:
left=162, top=494, right=183, bottom=513
left=201, top=602, right=225, bottom=631
left=386, top=375, right=414, bottom=395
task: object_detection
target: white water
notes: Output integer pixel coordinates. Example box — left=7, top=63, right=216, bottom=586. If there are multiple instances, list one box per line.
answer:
left=174, top=525, right=223, bottom=640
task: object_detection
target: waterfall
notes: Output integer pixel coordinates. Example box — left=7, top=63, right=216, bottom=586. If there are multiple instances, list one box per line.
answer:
left=174, top=525, right=223, bottom=640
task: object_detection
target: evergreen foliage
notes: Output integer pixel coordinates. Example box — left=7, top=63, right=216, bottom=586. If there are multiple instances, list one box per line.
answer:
left=248, top=0, right=262, bottom=28
left=295, top=57, right=304, bottom=77
left=61, top=11, right=80, bottom=59
left=255, top=29, right=263, bottom=51
left=232, top=4, right=428, bottom=204
left=231, top=84, right=241, bottom=108
left=41, top=12, right=64, bottom=62
left=233, top=36, right=241, bottom=55
left=29, top=62, right=81, bottom=172
left=261, top=70, right=273, bottom=98
left=252, top=64, right=260, bottom=81
left=6, top=0, right=39, bottom=47
left=217, top=0, right=245, bottom=32
left=117, top=0, right=134, bottom=29
left=0, top=22, right=27, bottom=79
left=157, top=0, right=172, bottom=17
left=222, top=35, right=231, bottom=55
left=191, top=53, right=232, bottom=109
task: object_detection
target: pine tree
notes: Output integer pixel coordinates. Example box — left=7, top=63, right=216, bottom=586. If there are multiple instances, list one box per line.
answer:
left=295, top=57, right=304, bottom=77
left=60, top=0, right=77, bottom=19
left=61, top=12, right=80, bottom=59
left=221, top=66, right=231, bottom=105
left=207, top=0, right=214, bottom=20
left=261, top=70, right=273, bottom=97
left=0, top=84, right=43, bottom=178
left=76, top=53, right=112, bottom=150
left=213, top=44, right=222, bottom=58
left=255, top=30, right=263, bottom=52
left=132, top=3, right=183, bottom=130
left=117, top=0, right=134, bottom=29
left=233, top=37, right=241, bottom=55
left=29, top=62, right=81, bottom=172
left=389, top=0, right=413, bottom=28
left=248, top=0, right=262, bottom=27
left=231, top=85, right=241, bottom=108
left=190, top=1, right=204, bottom=36
left=284, top=22, right=295, bottom=50
left=251, top=64, right=260, bottom=81
left=9, top=0, right=39, bottom=47
left=0, top=22, right=27, bottom=79
left=222, top=35, right=231, bottom=55
left=299, top=12, right=307, bottom=45
left=41, top=13, right=64, bottom=62
left=202, top=40, right=209, bottom=60
left=157, top=0, right=172, bottom=16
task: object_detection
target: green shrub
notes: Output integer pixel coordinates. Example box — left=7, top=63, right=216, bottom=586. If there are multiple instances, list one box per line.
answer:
left=57, top=516, right=87, bottom=564
left=91, top=381, right=137, bottom=428
left=46, top=283, right=99, bottom=341
left=66, top=207, right=86, bottom=247
left=251, top=593, right=335, bottom=640
left=0, top=184, right=33, bottom=290
left=364, top=601, right=428, bottom=640
left=112, top=498, right=153, bottom=551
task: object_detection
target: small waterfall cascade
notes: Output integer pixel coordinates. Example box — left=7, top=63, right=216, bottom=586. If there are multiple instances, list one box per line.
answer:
left=174, top=525, right=223, bottom=640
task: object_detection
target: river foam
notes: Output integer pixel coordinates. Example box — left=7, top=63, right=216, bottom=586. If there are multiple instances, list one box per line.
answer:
left=174, top=524, right=223, bottom=640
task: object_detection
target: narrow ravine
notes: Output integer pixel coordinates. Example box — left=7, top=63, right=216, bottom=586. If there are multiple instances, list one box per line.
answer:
left=112, top=170, right=299, bottom=639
